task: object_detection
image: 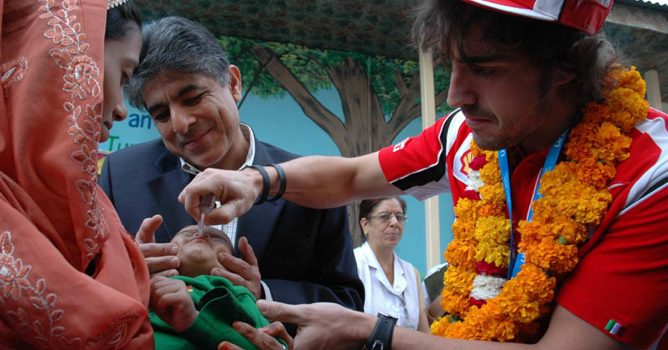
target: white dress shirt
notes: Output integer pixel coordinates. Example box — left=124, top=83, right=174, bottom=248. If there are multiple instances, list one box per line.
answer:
left=180, top=123, right=256, bottom=246
left=180, top=124, right=275, bottom=300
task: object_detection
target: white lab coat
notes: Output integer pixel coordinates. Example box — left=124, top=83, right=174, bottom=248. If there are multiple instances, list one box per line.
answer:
left=354, top=242, right=421, bottom=329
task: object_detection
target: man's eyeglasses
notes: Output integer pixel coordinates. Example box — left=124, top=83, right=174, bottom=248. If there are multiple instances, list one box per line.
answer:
left=368, top=212, right=407, bottom=224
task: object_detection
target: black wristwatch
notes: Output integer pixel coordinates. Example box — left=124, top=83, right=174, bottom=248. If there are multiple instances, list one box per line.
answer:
left=363, top=313, right=398, bottom=350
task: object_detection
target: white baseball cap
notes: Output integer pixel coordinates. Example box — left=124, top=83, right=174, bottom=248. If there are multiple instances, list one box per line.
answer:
left=462, top=0, right=614, bottom=34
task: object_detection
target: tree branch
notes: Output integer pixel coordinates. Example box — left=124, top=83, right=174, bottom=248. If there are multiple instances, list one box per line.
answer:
left=249, top=46, right=347, bottom=145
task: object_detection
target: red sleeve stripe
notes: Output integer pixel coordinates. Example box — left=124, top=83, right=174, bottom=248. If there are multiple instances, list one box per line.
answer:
left=379, top=110, right=460, bottom=192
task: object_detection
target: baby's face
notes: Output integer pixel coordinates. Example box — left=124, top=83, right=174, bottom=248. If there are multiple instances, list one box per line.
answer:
left=171, top=225, right=233, bottom=277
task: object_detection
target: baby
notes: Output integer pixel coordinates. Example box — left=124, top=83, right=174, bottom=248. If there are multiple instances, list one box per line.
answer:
left=149, top=225, right=283, bottom=349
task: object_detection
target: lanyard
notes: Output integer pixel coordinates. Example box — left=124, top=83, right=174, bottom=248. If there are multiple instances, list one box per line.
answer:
left=499, top=131, right=569, bottom=278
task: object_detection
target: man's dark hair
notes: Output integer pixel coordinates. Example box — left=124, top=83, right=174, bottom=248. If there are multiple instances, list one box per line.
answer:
left=413, top=0, right=619, bottom=105
left=105, top=1, right=141, bottom=40
left=127, top=16, right=232, bottom=108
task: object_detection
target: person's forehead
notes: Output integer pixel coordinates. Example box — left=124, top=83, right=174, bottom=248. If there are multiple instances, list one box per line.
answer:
left=176, top=225, right=198, bottom=234
left=174, top=225, right=227, bottom=238
left=145, top=71, right=220, bottom=96
left=143, top=72, right=220, bottom=113
left=456, top=35, right=518, bottom=62
left=374, top=199, right=403, bottom=212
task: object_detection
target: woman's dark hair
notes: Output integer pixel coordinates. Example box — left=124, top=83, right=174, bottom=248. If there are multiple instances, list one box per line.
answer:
left=358, top=197, right=407, bottom=234
left=106, top=1, right=142, bottom=40
left=412, top=0, right=619, bottom=105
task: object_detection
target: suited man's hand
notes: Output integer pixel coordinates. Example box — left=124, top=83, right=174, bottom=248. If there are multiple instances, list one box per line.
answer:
left=136, top=214, right=180, bottom=277
left=210, top=236, right=263, bottom=299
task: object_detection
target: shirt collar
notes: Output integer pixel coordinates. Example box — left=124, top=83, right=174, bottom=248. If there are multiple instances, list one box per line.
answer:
left=180, top=123, right=255, bottom=175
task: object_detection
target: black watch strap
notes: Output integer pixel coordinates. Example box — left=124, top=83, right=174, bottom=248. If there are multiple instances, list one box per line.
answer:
left=364, top=313, right=397, bottom=350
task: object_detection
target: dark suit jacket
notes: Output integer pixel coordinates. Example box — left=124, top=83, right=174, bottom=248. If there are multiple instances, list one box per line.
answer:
left=99, top=137, right=364, bottom=311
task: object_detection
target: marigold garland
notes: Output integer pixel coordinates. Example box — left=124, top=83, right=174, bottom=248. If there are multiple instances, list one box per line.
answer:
left=431, top=67, right=649, bottom=341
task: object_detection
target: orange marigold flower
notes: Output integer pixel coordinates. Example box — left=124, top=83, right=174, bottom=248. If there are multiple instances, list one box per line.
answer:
left=475, top=241, right=511, bottom=267
left=565, top=122, right=597, bottom=162
left=461, top=303, right=517, bottom=341
left=495, top=293, right=540, bottom=324
left=430, top=316, right=453, bottom=336
left=445, top=240, right=477, bottom=269
left=593, top=122, right=632, bottom=163
left=567, top=160, right=616, bottom=188
left=482, top=149, right=498, bottom=163
left=524, top=239, right=579, bottom=274
left=581, top=103, right=610, bottom=124
left=441, top=289, right=473, bottom=318
left=480, top=183, right=506, bottom=204
left=517, top=221, right=552, bottom=245
left=479, top=202, right=506, bottom=216
left=547, top=216, right=586, bottom=244
left=455, top=198, right=480, bottom=221
left=606, top=88, right=648, bottom=132
left=480, top=161, right=501, bottom=184
left=444, top=266, right=476, bottom=295
left=512, top=264, right=556, bottom=304
left=474, top=216, right=511, bottom=244
left=470, top=140, right=482, bottom=155
left=611, top=66, right=646, bottom=96
left=452, top=218, right=476, bottom=241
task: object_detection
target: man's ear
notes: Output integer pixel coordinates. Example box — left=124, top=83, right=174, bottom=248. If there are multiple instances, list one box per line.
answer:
left=228, top=65, right=243, bottom=102
left=553, top=66, right=576, bottom=87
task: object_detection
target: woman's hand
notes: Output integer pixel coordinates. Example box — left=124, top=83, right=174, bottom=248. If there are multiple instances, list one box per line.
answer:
left=136, top=214, right=180, bottom=277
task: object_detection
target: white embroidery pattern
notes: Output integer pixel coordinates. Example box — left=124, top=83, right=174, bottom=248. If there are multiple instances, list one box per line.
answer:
left=0, top=232, right=134, bottom=348
left=0, top=231, right=72, bottom=347
left=0, top=1, right=134, bottom=347
left=1, top=57, right=28, bottom=89
left=39, top=0, right=109, bottom=262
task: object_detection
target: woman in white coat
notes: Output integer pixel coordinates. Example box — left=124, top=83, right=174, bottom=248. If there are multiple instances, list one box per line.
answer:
left=354, top=197, right=429, bottom=332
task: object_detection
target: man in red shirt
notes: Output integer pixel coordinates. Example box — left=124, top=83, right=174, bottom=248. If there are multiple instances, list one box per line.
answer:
left=181, top=1, right=668, bottom=349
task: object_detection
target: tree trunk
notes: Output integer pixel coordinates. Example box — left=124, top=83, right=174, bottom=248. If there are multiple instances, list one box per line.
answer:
left=249, top=45, right=447, bottom=245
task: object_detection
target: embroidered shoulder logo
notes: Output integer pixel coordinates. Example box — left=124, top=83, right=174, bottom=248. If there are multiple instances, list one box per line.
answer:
left=460, top=149, right=474, bottom=175
left=393, top=138, right=410, bottom=152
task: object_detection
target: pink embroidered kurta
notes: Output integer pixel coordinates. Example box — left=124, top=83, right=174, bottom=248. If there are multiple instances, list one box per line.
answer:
left=0, top=0, right=153, bottom=348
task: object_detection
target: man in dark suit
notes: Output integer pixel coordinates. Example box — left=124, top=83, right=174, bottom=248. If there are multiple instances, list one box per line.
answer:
left=99, top=16, right=363, bottom=311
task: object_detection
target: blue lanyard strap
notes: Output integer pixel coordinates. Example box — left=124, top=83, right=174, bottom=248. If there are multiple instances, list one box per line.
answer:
left=499, top=131, right=569, bottom=278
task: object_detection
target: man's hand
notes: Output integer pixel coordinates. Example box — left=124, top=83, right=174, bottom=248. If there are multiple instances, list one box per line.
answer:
left=178, top=168, right=260, bottom=225
left=150, top=276, right=198, bottom=333
left=256, top=301, right=372, bottom=350
left=218, top=321, right=293, bottom=350
left=211, top=236, right=262, bottom=299
left=136, top=214, right=180, bottom=277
